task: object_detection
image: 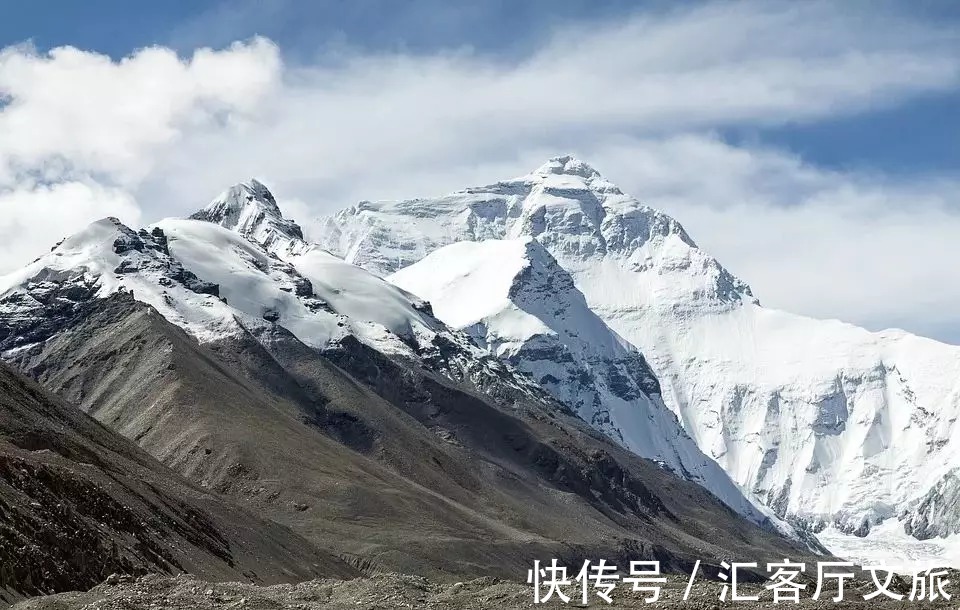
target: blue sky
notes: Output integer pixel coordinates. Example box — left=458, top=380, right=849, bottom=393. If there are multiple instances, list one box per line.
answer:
left=0, top=1, right=959, bottom=341
left=3, top=1, right=666, bottom=58
left=4, top=0, right=958, bottom=176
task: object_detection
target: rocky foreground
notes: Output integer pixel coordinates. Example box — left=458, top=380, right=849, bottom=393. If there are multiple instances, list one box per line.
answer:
left=11, top=572, right=956, bottom=610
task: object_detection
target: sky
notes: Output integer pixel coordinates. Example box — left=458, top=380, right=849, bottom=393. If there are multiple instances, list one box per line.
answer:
left=0, top=0, right=958, bottom=342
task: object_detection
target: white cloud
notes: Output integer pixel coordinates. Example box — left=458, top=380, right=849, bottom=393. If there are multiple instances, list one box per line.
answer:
left=0, top=181, right=141, bottom=272
left=0, top=2, right=957, bottom=340
left=0, top=38, right=280, bottom=185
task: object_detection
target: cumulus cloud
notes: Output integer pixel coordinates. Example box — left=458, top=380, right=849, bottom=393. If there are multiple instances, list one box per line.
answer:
left=0, top=2, right=957, bottom=340
left=0, top=181, right=141, bottom=273
left=0, top=37, right=280, bottom=185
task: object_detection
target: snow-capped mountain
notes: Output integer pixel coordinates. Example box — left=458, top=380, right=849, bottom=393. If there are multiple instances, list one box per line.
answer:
left=0, top=180, right=550, bottom=407
left=390, top=236, right=768, bottom=522
left=2, top=178, right=838, bottom=583
left=319, top=155, right=960, bottom=544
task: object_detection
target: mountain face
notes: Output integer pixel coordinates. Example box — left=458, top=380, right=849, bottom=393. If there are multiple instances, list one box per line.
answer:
left=0, top=361, right=355, bottom=605
left=0, top=181, right=816, bottom=586
left=190, top=179, right=306, bottom=251
left=0, top=189, right=546, bottom=406
left=389, top=237, right=770, bottom=525
left=318, top=156, right=753, bottom=311
left=319, top=155, right=960, bottom=542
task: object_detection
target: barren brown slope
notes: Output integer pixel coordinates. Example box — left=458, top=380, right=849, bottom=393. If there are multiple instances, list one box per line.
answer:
left=9, top=293, right=821, bottom=582
left=0, top=360, right=357, bottom=607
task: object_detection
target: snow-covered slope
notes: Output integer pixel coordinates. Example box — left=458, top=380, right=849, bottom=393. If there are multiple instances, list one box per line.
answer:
left=390, top=237, right=768, bottom=522
left=319, top=155, right=960, bottom=544
left=0, top=182, right=549, bottom=407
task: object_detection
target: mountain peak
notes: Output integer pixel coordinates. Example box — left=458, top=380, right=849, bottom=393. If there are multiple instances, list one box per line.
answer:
left=190, top=179, right=304, bottom=251
left=242, top=178, right=280, bottom=210
left=195, top=179, right=281, bottom=221
left=531, top=155, right=602, bottom=179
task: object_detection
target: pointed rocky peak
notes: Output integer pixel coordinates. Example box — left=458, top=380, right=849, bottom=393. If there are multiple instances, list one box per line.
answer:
left=191, top=179, right=305, bottom=252
left=192, top=179, right=281, bottom=226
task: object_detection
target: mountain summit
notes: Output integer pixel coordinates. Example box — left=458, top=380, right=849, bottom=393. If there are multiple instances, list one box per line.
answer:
left=318, top=157, right=755, bottom=310
left=530, top=155, right=607, bottom=180
left=320, top=157, right=960, bottom=563
left=191, top=179, right=305, bottom=251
